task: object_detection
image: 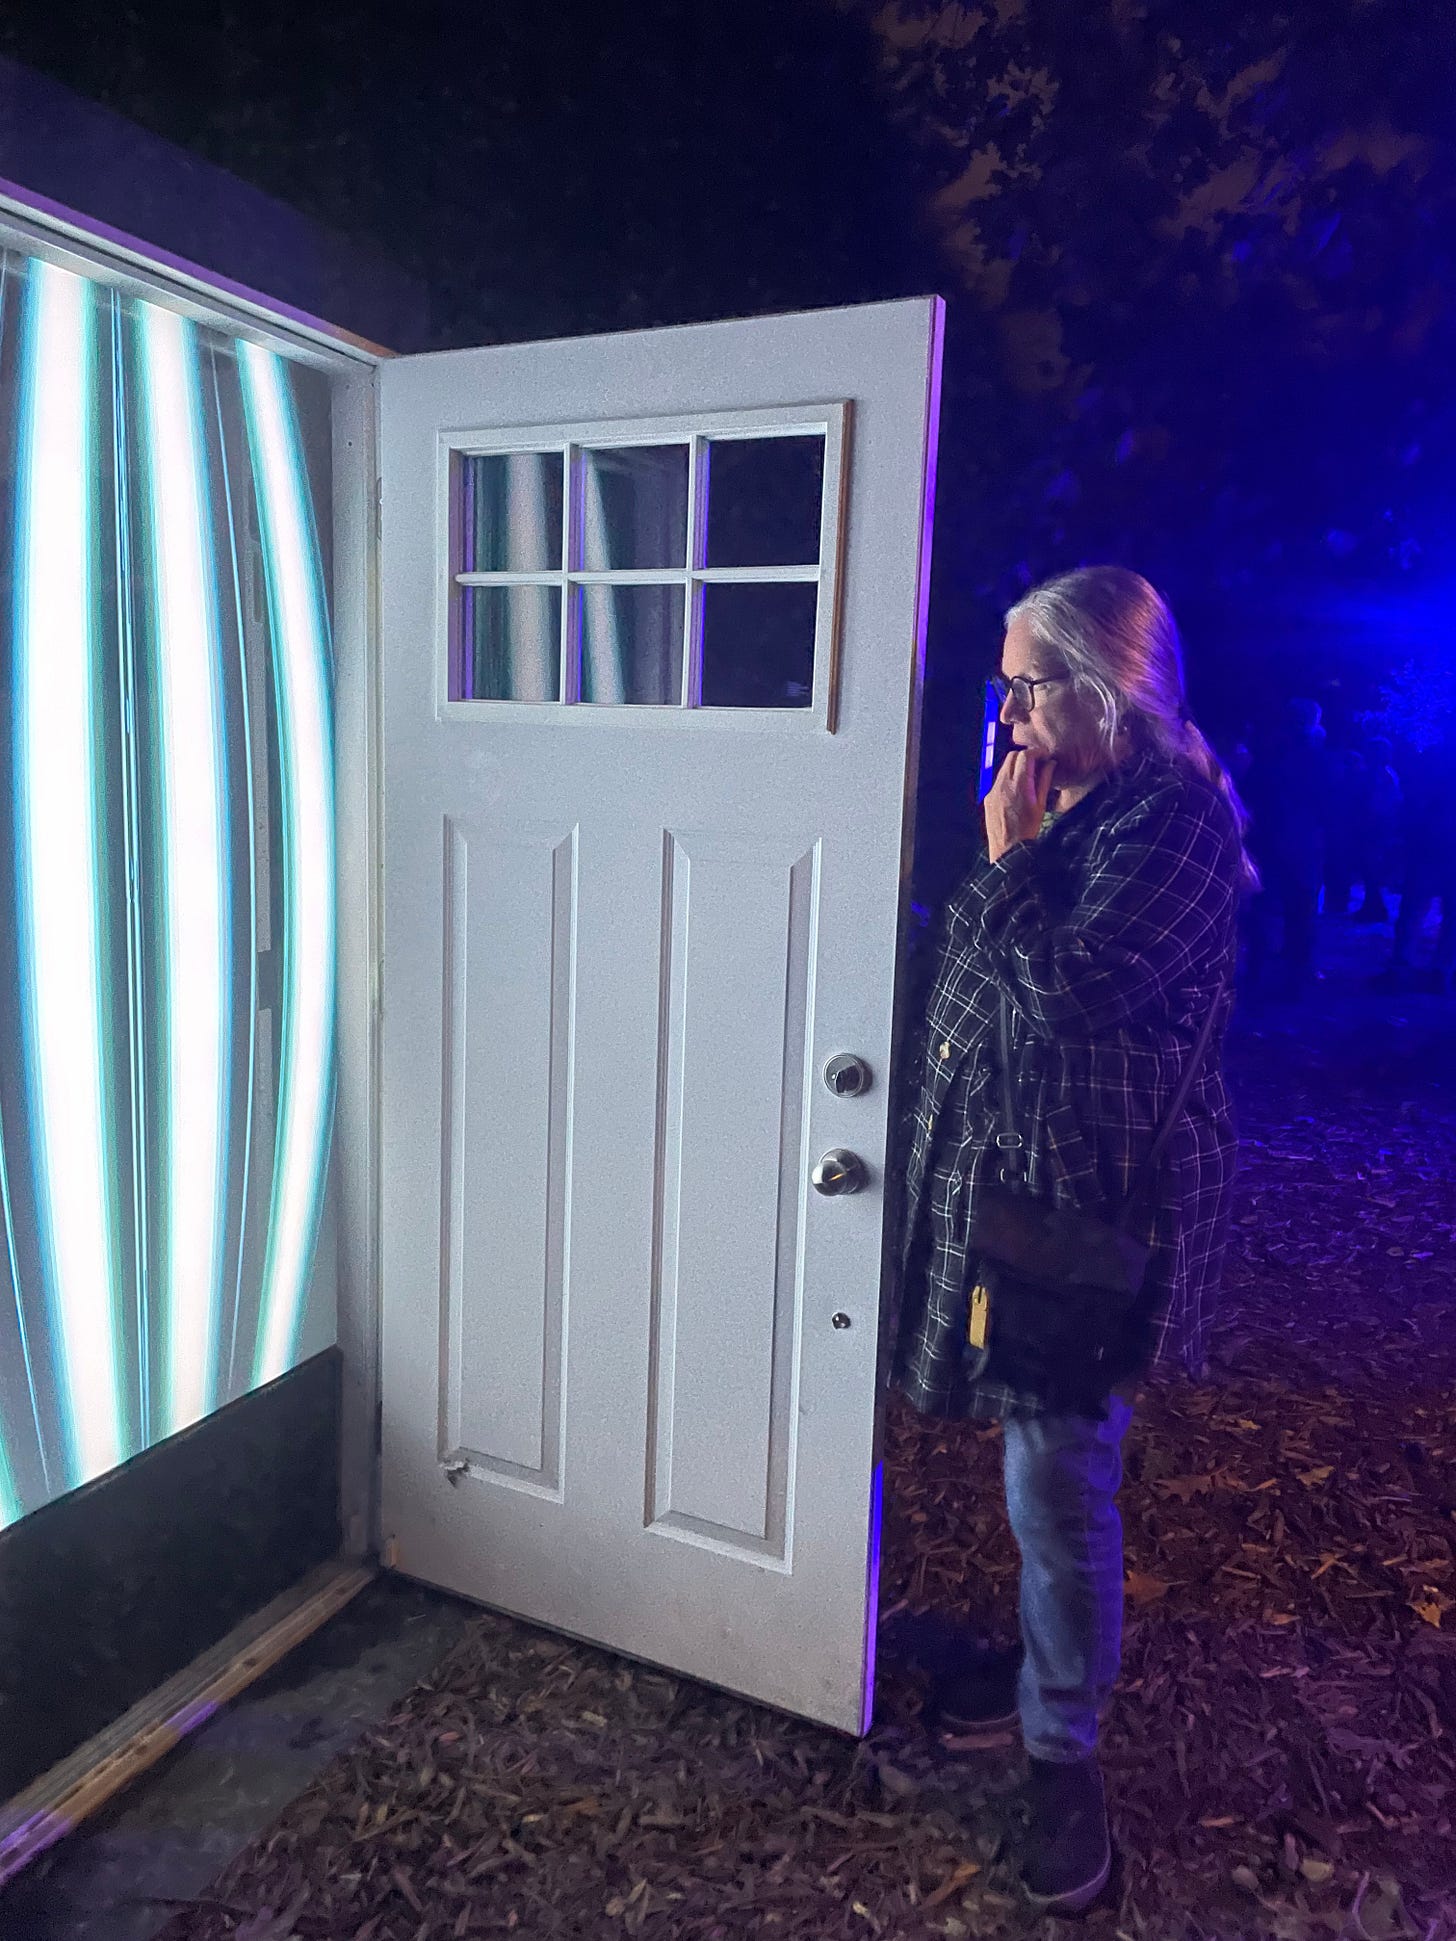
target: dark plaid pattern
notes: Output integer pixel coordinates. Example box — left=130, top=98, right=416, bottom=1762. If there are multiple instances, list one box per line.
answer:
left=893, top=749, right=1243, bottom=1421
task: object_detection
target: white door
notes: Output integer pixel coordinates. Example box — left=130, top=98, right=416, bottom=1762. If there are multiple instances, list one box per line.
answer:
left=377, top=298, right=943, bottom=1733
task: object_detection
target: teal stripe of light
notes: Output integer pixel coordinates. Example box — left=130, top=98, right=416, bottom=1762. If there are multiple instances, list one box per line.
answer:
left=239, top=343, right=336, bottom=1387
left=111, top=287, right=153, bottom=1446
left=0, top=250, right=52, bottom=1519
left=0, top=1095, right=39, bottom=1528
left=0, top=1058, right=51, bottom=1514
left=207, top=343, right=259, bottom=1403
left=13, top=257, right=126, bottom=1487
left=137, top=300, right=232, bottom=1437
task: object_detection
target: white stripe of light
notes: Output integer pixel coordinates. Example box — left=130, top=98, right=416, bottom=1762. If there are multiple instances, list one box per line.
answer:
left=507, top=456, right=556, bottom=700
left=239, top=343, right=335, bottom=1385
left=14, top=260, right=125, bottom=1485
left=1, top=1092, right=53, bottom=1517
left=139, top=304, right=231, bottom=1435
left=582, top=466, right=625, bottom=703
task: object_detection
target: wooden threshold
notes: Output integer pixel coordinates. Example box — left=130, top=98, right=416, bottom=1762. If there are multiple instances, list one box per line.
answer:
left=0, top=1556, right=374, bottom=1888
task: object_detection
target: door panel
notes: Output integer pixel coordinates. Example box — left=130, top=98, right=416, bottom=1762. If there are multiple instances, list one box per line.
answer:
left=650, top=832, right=815, bottom=1559
left=440, top=815, right=574, bottom=1490
left=379, top=300, right=943, bottom=1732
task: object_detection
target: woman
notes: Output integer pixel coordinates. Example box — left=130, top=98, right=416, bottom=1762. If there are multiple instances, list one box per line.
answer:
left=895, top=567, right=1253, bottom=1913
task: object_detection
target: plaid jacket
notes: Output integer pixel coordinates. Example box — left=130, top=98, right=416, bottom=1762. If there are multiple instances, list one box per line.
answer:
left=892, top=749, right=1242, bottom=1420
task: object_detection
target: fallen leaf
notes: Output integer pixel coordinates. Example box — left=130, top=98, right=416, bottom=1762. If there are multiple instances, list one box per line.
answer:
left=391, top=1867, right=423, bottom=1913
left=1125, top=1569, right=1172, bottom=1605
left=922, top=1861, right=982, bottom=1909
left=1350, top=1874, right=1417, bottom=1941
left=1296, top=1465, right=1334, bottom=1487
left=1152, top=1474, right=1215, bottom=1502
left=1412, top=1589, right=1450, bottom=1627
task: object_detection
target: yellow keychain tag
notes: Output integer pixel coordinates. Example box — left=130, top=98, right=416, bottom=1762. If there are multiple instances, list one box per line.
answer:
left=967, top=1281, right=990, bottom=1351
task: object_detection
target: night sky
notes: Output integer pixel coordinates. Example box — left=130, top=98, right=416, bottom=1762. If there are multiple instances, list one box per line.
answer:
left=5, top=0, right=1456, bottom=875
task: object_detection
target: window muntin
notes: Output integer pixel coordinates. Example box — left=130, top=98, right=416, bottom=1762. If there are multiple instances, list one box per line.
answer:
left=447, top=420, right=837, bottom=712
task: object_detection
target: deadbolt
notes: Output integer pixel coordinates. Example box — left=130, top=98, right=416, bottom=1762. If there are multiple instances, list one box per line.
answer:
left=811, top=1148, right=868, bottom=1196
left=823, top=1053, right=872, bottom=1098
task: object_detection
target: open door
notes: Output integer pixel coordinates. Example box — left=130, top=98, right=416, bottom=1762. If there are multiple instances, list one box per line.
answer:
left=377, top=298, right=942, bottom=1733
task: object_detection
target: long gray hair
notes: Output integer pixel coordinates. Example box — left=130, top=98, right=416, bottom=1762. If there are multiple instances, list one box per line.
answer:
left=1006, top=566, right=1258, bottom=890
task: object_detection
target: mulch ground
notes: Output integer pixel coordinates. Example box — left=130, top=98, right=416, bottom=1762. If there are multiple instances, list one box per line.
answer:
left=155, top=931, right=1456, bottom=1941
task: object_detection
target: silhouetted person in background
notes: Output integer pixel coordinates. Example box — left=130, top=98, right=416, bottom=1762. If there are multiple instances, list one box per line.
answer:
left=1244, top=698, right=1330, bottom=997
left=1322, top=742, right=1366, bottom=919
left=1352, top=735, right=1403, bottom=923
left=1377, top=734, right=1456, bottom=993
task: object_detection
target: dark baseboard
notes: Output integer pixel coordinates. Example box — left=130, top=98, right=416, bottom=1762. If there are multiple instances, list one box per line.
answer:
left=0, top=1350, right=342, bottom=1799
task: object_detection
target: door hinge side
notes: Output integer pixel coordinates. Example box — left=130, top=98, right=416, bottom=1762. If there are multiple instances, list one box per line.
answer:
left=375, top=476, right=383, bottom=544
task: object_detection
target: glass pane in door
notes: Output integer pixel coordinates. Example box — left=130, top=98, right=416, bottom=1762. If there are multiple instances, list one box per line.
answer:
left=580, top=445, right=689, bottom=571
left=458, top=585, right=562, bottom=701
left=700, top=582, right=817, bottom=708
left=458, top=452, right=564, bottom=574
left=580, top=584, right=686, bottom=704
left=704, top=435, right=824, bottom=568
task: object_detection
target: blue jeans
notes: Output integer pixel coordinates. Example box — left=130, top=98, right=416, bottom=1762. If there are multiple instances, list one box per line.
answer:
left=1002, top=1392, right=1135, bottom=1763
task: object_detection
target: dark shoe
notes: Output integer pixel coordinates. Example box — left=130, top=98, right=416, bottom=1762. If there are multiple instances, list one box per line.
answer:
left=1021, top=1755, right=1112, bottom=1914
left=932, top=1643, right=1022, bottom=1734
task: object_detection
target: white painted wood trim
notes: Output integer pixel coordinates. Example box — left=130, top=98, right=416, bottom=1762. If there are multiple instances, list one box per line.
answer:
left=333, top=366, right=384, bottom=1558
left=434, top=403, right=848, bottom=730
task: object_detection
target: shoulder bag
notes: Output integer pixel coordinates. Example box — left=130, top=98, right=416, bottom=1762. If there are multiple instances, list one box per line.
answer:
left=964, top=991, right=1222, bottom=1417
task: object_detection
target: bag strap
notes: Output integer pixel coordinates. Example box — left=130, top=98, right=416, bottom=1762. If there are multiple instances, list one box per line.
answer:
left=995, top=992, right=1028, bottom=1185
left=994, top=987, right=1224, bottom=1223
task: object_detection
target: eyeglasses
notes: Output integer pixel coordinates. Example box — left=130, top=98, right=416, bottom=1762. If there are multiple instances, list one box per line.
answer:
left=991, top=673, right=1067, bottom=713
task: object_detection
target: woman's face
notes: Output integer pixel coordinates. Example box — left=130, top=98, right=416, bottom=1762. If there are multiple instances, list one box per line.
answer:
left=998, top=614, right=1106, bottom=786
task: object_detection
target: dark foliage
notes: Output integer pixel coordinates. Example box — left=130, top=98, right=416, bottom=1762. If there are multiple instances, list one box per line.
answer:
left=6, top=1, right=1455, bottom=898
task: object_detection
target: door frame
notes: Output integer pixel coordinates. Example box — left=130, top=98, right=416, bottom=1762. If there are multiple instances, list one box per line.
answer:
left=0, top=178, right=389, bottom=1563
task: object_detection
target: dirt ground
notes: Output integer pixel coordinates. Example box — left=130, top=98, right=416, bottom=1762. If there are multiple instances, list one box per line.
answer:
left=155, top=929, right=1456, bottom=1941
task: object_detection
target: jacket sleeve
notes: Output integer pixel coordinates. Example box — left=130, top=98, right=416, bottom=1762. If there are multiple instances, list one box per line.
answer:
left=958, top=778, right=1239, bottom=1036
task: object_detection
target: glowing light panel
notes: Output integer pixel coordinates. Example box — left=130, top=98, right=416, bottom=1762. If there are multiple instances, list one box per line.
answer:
left=13, top=261, right=126, bottom=1488
left=0, top=246, right=337, bottom=1527
left=138, top=306, right=232, bottom=1435
left=240, top=342, right=336, bottom=1388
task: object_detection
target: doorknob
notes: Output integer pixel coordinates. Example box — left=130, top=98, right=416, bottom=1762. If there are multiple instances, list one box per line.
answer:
left=811, top=1148, right=868, bottom=1196
left=823, top=1053, right=872, bottom=1097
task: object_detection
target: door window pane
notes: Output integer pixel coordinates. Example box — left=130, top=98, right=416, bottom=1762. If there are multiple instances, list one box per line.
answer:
left=581, top=445, right=689, bottom=571
left=580, top=584, right=686, bottom=705
left=704, top=435, right=824, bottom=569
left=459, top=452, right=563, bottom=574
left=458, top=585, right=562, bottom=701
left=700, top=582, right=817, bottom=709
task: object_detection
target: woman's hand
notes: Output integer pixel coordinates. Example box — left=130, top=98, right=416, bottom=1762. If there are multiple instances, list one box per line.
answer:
left=984, top=749, right=1057, bottom=862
